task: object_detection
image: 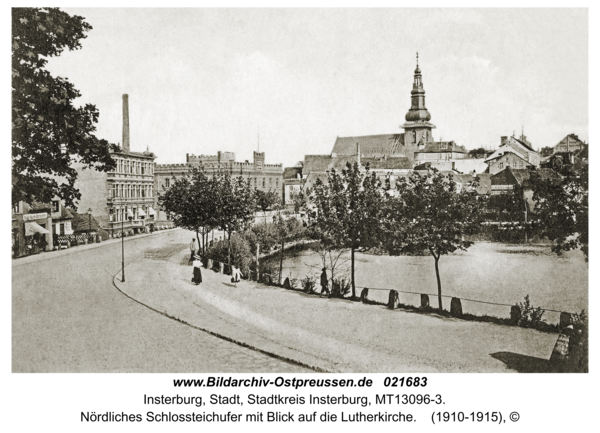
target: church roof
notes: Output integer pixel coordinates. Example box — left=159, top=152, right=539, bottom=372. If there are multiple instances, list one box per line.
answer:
left=330, top=134, right=405, bottom=156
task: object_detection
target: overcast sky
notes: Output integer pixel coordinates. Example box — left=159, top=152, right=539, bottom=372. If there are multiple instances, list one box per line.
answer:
left=45, top=8, right=588, bottom=167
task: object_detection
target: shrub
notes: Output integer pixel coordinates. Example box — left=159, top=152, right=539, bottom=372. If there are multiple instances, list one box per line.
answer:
left=301, top=275, right=316, bottom=294
left=332, top=277, right=351, bottom=298
left=513, top=295, right=546, bottom=328
left=206, top=234, right=252, bottom=276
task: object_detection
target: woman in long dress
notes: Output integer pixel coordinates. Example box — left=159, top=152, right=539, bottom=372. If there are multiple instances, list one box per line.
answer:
left=231, top=265, right=243, bottom=287
left=192, top=256, right=202, bottom=285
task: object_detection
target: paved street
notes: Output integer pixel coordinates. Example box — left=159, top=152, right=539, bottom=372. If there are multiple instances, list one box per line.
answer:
left=12, top=229, right=308, bottom=373
left=117, top=239, right=560, bottom=373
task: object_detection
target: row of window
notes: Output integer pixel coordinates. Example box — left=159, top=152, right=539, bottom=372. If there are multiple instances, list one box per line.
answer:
left=253, top=177, right=278, bottom=188
left=163, top=177, right=279, bottom=189
left=110, top=206, right=151, bottom=222
left=498, top=161, right=524, bottom=170
left=110, top=183, right=153, bottom=199
left=115, top=158, right=153, bottom=176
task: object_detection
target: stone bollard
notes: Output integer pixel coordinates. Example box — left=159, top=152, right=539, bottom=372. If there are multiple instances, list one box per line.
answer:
left=207, top=259, right=212, bottom=270
left=388, top=290, right=399, bottom=309
left=360, top=288, right=369, bottom=303
left=96, top=235, right=101, bottom=243
left=420, top=294, right=430, bottom=308
left=510, top=305, right=521, bottom=326
left=549, top=331, right=571, bottom=372
left=559, top=312, right=573, bottom=330
left=219, top=262, right=224, bottom=274
left=283, top=277, right=291, bottom=289
left=450, top=297, right=463, bottom=316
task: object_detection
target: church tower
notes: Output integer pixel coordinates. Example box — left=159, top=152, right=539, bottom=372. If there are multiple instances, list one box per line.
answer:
left=402, top=53, right=435, bottom=155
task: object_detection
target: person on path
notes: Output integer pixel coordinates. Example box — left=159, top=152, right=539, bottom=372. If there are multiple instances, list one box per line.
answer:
left=192, top=256, right=203, bottom=285
left=320, top=267, right=330, bottom=298
left=231, top=265, right=243, bottom=287
left=189, top=238, right=196, bottom=264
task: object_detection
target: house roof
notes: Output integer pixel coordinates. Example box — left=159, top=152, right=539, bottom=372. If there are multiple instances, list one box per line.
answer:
left=453, top=173, right=492, bottom=194
left=513, top=136, right=535, bottom=153
left=484, top=147, right=531, bottom=164
left=331, top=134, right=405, bottom=156
left=491, top=167, right=561, bottom=187
left=283, top=167, right=303, bottom=179
left=416, top=141, right=466, bottom=154
left=71, top=212, right=104, bottom=232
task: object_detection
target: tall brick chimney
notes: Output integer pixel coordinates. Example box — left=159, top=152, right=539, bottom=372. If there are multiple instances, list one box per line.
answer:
left=123, top=94, right=130, bottom=152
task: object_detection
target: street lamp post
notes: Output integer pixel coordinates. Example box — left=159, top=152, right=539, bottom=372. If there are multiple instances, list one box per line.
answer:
left=87, top=208, right=92, bottom=237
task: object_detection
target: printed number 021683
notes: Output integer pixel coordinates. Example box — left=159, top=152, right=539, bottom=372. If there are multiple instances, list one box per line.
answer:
left=383, top=377, right=427, bottom=387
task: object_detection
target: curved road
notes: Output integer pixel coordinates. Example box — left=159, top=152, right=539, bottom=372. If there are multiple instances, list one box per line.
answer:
left=12, top=229, right=308, bottom=373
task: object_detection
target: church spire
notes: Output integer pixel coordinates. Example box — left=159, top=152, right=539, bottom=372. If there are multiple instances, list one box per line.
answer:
left=404, top=53, right=431, bottom=122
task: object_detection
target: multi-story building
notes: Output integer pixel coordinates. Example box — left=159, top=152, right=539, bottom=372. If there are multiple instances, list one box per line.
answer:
left=155, top=150, right=283, bottom=220
left=414, top=141, right=467, bottom=162
left=485, top=134, right=540, bottom=174
left=73, top=94, right=157, bottom=235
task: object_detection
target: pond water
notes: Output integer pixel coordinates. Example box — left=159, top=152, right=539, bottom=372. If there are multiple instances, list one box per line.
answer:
left=278, top=242, right=588, bottom=324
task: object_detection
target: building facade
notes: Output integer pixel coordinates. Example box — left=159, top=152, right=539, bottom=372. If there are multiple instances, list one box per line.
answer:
left=155, top=150, right=283, bottom=220
left=414, top=141, right=467, bottom=161
left=485, top=149, right=533, bottom=175
left=73, top=94, right=157, bottom=235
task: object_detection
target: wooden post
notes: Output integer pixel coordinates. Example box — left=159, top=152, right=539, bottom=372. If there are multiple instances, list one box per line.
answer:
left=256, top=243, right=260, bottom=282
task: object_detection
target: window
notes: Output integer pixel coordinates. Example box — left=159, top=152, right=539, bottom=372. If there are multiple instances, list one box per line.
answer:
left=262, top=178, right=265, bottom=187
left=276, top=178, right=279, bottom=187
left=269, top=177, right=272, bottom=186
left=165, top=178, right=170, bottom=188
left=254, top=178, right=257, bottom=187
left=520, top=162, right=523, bottom=168
left=52, top=200, right=60, bottom=212
left=499, top=163, right=504, bottom=169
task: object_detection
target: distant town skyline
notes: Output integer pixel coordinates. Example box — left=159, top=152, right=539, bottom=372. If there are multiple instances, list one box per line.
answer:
left=44, top=8, right=588, bottom=167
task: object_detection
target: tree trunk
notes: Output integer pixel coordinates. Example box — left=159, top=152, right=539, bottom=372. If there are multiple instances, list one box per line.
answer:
left=195, top=230, right=200, bottom=256
left=433, top=253, right=442, bottom=310
left=278, top=241, right=285, bottom=285
left=227, top=231, right=231, bottom=275
left=351, top=245, right=356, bottom=299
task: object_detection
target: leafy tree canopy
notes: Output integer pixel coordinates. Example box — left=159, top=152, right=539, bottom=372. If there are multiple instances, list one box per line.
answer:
left=387, top=169, right=484, bottom=309
left=309, top=162, right=384, bottom=298
left=530, top=164, right=588, bottom=259
left=12, top=7, right=116, bottom=207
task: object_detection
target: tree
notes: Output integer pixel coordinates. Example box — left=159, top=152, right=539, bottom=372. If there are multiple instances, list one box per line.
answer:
left=213, top=173, right=256, bottom=274
left=530, top=164, right=588, bottom=259
left=273, top=212, right=304, bottom=284
left=309, top=162, right=383, bottom=299
left=540, top=146, right=554, bottom=157
left=12, top=8, right=116, bottom=208
left=255, top=189, right=279, bottom=222
left=158, top=168, right=216, bottom=255
left=388, top=169, right=483, bottom=309
left=292, top=190, right=307, bottom=214
left=467, top=147, right=488, bottom=159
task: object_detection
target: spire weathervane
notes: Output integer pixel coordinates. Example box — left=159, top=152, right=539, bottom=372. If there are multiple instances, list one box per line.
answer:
left=416, top=51, right=419, bottom=67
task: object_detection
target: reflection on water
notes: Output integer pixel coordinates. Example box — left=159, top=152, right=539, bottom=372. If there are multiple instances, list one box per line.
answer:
left=279, top=242, right=588, bottom=324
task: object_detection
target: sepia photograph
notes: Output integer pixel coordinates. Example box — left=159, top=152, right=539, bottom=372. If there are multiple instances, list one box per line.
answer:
left=11, top=7, right=589, bottom=377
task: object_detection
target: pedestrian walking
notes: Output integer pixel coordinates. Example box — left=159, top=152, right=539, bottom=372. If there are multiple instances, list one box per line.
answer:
left=192, top=255, right=203, bottom=285
left=231, top=265, right=243, bottom=287
left=189, top=238, right=196, bottom=264
left=320, top=267, right=330, bottom=298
